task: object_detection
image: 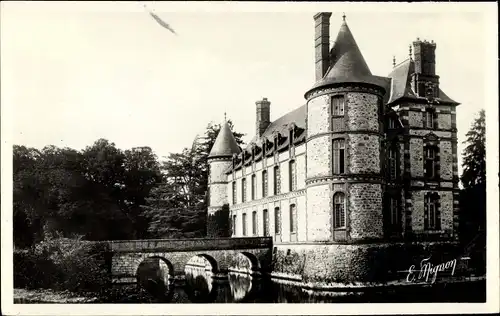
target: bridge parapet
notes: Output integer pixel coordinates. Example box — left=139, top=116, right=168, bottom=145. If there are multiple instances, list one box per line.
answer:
left=108, top=237, right=273, bottom=253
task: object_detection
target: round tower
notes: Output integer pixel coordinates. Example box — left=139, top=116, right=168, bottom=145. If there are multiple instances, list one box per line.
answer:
left=207, top=121, right=241, bottom=235
left=304, top=15, right=386, bottom=242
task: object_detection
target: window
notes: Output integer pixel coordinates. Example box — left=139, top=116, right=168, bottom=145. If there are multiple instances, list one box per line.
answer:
left=273, top=166, right=281, bottom=195
left=242, top=213, right=247, bottom=236
left=263, top=209, right=269, bottom=236
left=388, top=118, right=396, bottom=129
left=424, top=146, right=439, bottom=180
left=274, top=207, right=281, bottom=235
left=252, top=211, right=257, bottom=236
left=289, top=160, right=297, bottom=191
left=262, top=170, right=268, bottom=197
left=423, top=110, right=435, bottom=129
left=251, top=174, right=256, bottom=200
left=333, top=193, right=346, bottom=229
left=289, top=204, right=297, bottom=233
left=332, top=95, right=345, bottom=116
left=389, top=197, right=400, bottom=228
left=232, top=215, right=237, bottom=235
left=332, top=139, right=346, bottom=174
left=232, top=181, right=237, bottom=205
left=388, top=147, right=397, bottom=180
left=425, top=193, right=440, bottom=230
left=241, top=178, right=247, bottom=203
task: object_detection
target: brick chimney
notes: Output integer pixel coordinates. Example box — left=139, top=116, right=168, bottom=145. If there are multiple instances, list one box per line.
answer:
left=314, top=12, right=332, bottom=81
left=256, top=98, right=270, bottom=137
left=412, top=38, right=440, bottom=98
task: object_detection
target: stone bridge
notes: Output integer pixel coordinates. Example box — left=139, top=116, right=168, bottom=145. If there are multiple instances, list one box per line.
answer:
left=108, top=237, right=273, bottom=285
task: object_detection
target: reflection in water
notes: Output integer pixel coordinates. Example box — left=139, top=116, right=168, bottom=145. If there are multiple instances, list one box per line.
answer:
left=184, top=266, right=217, bottom=303
left=228, top=272, right=255, bottom=302
left=136, top=257, right=173, bottom=301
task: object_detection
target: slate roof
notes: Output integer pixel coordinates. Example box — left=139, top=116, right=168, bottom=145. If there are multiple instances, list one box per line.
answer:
left=309, top=19, right=385, bottom=92
left=231, top=16, right=458, bottom=163
left=386, top=58, right=459, bottom=105
left=208, top=121, right=241, bottom=158
left=247, top=104, right=306, bottom=147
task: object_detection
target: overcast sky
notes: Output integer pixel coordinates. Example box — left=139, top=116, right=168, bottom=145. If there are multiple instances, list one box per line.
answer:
left=1, top=2, right=497, bottom=172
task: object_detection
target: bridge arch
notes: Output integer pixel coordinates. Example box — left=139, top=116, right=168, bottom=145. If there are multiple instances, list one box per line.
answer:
left=136, top=256, right=174, bottom=293
left=228, top=252, right=261, bottom=275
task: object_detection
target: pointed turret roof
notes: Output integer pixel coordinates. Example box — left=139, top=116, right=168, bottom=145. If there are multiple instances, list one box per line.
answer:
left=208, top=121, right=241, bottom=159
left=306, top=16, right=385, bottom=95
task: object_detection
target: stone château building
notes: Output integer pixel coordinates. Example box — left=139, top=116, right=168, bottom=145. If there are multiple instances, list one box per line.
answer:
left=207, top=12, right=459, bottom=261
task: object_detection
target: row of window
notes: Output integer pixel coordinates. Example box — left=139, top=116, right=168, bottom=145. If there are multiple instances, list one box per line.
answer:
left=233, top=204, right=298, bottom=236
left=334, top=192, right=441, bottom=232
left=233, top=191, right=441, bottom=237
left=330, top=95, right=439, bottom=130
left=232, top=160, right=297, bottom=205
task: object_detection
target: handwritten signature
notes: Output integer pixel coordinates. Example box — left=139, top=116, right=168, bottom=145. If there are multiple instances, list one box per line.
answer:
left=406, top=257, right=457, bottom=283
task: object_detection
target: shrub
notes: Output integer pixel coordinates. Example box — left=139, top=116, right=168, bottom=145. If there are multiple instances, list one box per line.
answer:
left=14, top=237, right=111, bottom=293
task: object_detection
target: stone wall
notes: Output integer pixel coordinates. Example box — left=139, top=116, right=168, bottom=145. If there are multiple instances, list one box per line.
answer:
left=306, top=136, right=330, bottom=177
left=348, top=183, right=383, bottom=240
left=306, top=184, right=332, bottom=241
left=346, top=92, right=379, bottom=131
left=347, top=134, right=380, bottom=174
left=411, top=190, right=454, bottom=233
left=307, top=94, right=330, bottom=135
left=271, top=242, right=466, bottom=285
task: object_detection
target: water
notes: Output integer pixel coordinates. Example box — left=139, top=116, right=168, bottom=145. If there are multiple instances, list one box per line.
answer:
left=130, top=266, right=486, bottom=303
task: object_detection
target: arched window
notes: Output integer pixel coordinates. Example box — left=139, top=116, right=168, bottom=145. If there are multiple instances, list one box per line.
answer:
left=289, top=204, right=297, bottom=233
left=263, top=209, right=269, bottom=236
left=289, top=160, right=297, bottom=191
left=425, top=193, right=441, bottom=230
left=241, top=178, right=247, bottom=203
left=232, top=214, right=237, bottom=236
left=251, top=174, right=256, bottom=200
left=333, top=193, right=346, bottom=229
left=262, top=170, right=268, bottom=197
left=332, top=139, right=346, bottom=174
left=274, top=207, right=281, bottom=235
left=242, top=213, right=247, bottom=236
left=232, top=181, right=237, bottom=205
left=252, top=211, right=257, bottom=236
left=273, top=166, right=281, bottom=195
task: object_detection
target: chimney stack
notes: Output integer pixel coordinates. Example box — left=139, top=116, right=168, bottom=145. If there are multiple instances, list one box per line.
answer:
left=256, top=98, right=271, bottom=137
left=314, top=12, right=332, bottom=81
left=411, top=38, right=439, bottom=98
left=412, top=38, right=436, bottom=76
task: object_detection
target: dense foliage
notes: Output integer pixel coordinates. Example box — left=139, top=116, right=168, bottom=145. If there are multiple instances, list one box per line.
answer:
left=13, top=121, right=244, bottom=247
left=459, top=110, right=486, bottom=245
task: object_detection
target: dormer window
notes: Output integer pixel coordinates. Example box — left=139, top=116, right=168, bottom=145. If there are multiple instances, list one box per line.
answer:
left=332, top=95, right=345, bottom=116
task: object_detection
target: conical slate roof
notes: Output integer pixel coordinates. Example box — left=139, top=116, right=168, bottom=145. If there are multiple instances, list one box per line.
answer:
left=307, top=18, right=384, bottom=94
left=208, top=121, right=241, bottom=158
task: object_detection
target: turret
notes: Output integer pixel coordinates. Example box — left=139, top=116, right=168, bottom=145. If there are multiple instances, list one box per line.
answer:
left=304, top=14, right=385, bottom=242
left=207, top=120, right=241, bottom=235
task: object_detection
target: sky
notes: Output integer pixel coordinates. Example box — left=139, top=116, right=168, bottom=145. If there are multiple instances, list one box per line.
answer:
left=1, top=2, right=497, bottom=172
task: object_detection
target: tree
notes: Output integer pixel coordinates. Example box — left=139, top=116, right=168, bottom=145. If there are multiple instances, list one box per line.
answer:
left=13, top=139, right=163, bottom=246
left=142, top=120, right=245, bottom=238
left=459, top=109, right=486, bottom=244
left=461, top=110, right=486, bottom=189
